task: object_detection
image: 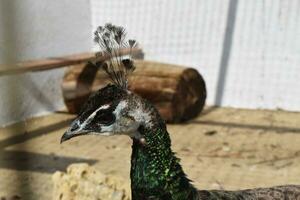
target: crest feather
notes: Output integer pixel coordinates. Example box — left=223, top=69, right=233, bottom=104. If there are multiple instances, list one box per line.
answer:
left=94, top=23, right=138, bottom=89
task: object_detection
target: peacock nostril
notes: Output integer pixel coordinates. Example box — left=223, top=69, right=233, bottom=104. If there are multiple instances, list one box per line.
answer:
left=70, top=123, right=80, bottom=131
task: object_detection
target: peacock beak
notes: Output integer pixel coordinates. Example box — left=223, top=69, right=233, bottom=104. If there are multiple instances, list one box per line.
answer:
left=60, top=131, right=73, bottom=143
left=60, top=120, right=90, bottom=143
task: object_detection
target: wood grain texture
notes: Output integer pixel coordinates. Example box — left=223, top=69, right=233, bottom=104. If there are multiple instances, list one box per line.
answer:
left=62, top=60, right=206, bottom=122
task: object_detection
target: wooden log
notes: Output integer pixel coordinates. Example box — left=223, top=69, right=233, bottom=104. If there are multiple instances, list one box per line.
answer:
left=62, top=60, right=206, bottom=123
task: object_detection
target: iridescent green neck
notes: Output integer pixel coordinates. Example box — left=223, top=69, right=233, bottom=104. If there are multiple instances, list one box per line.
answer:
left=130, top=125, right=198, bottom=200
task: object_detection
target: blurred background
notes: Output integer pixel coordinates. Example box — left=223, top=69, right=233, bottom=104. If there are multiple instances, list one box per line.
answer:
left=1, top=0, right=299, bottom=126
left=0, top=0, right=299, bottom=199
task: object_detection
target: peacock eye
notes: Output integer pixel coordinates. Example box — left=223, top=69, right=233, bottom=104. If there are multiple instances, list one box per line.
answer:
left=94, top=112, right=115, bottom=125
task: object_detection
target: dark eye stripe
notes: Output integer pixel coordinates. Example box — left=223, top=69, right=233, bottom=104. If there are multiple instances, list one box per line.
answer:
left=94, top=111, right=115, bottom=125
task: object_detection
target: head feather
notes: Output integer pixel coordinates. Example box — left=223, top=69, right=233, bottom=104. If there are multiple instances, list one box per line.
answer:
left=94, top=23, right=137, bottom=89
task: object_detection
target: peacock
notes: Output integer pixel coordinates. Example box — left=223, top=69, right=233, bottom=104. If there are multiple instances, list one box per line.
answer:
left=61, top=24, right=300, bottom=200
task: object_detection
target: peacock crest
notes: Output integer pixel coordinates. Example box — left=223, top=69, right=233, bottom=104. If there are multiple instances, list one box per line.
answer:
left=94, top=23, right=138, bottom=89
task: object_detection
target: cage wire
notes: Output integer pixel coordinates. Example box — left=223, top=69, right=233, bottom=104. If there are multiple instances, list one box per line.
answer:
left=0, top=0, right=299, bottom=199
left=91, top=0, right=300, bottom=111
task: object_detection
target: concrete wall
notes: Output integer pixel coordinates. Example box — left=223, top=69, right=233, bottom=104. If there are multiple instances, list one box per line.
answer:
left=0, top=0, right=92, bottom=126
left=91, top=0, right=300, bottom=111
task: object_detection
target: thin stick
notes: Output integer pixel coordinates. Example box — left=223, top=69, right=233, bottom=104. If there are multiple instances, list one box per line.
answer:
left=0, top=48, right=142, bottom=76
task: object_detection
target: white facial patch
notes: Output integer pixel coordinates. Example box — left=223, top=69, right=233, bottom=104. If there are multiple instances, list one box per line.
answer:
left=128, top=101, right=153, bottom=128
left=85, top=104, right=110, bottom=122
left=99, top=104, right=111, bottom=110
left=101, top=101, right=127, bottom=133
left=100, top=100, right=139, bottom=134
left=113, top=100, right=127, bottom=115
left=75, top=99, right=152, bottom=138
left=75, top=104, right=112, bottom=133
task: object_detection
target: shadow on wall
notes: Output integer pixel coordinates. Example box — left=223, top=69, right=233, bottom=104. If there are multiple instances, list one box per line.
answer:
left=214, top=0, right=238, bottom=106
left=0, top=0, right=31, bottom=197
left=0, top=1, right=63, bottom=196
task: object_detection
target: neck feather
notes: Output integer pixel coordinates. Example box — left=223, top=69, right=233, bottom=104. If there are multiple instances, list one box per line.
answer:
left=130, top=125, right=198, bottom=200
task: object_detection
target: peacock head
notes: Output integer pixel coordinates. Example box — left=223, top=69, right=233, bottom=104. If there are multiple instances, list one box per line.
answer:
left=61, top=84, right=160, bottom=143
left=61, top=23, right=162, bottom=144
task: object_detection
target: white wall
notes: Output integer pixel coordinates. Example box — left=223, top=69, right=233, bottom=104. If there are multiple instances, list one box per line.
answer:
left=0, top=0, right=298, bottom=126
left=91, top=0, right=300, bottom=111
left=0, top=0, right=92, bottom=126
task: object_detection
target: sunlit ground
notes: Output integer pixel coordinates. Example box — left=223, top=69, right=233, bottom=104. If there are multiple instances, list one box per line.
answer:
left=0, top=107, right=299, bottom=199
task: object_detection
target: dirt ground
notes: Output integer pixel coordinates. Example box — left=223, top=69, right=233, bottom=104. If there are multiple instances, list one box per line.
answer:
left=0, top=107, right=299, bottom=199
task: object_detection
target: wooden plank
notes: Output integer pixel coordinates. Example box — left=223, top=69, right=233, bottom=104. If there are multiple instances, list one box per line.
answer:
left=0, top=48, right=143, bottom=76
